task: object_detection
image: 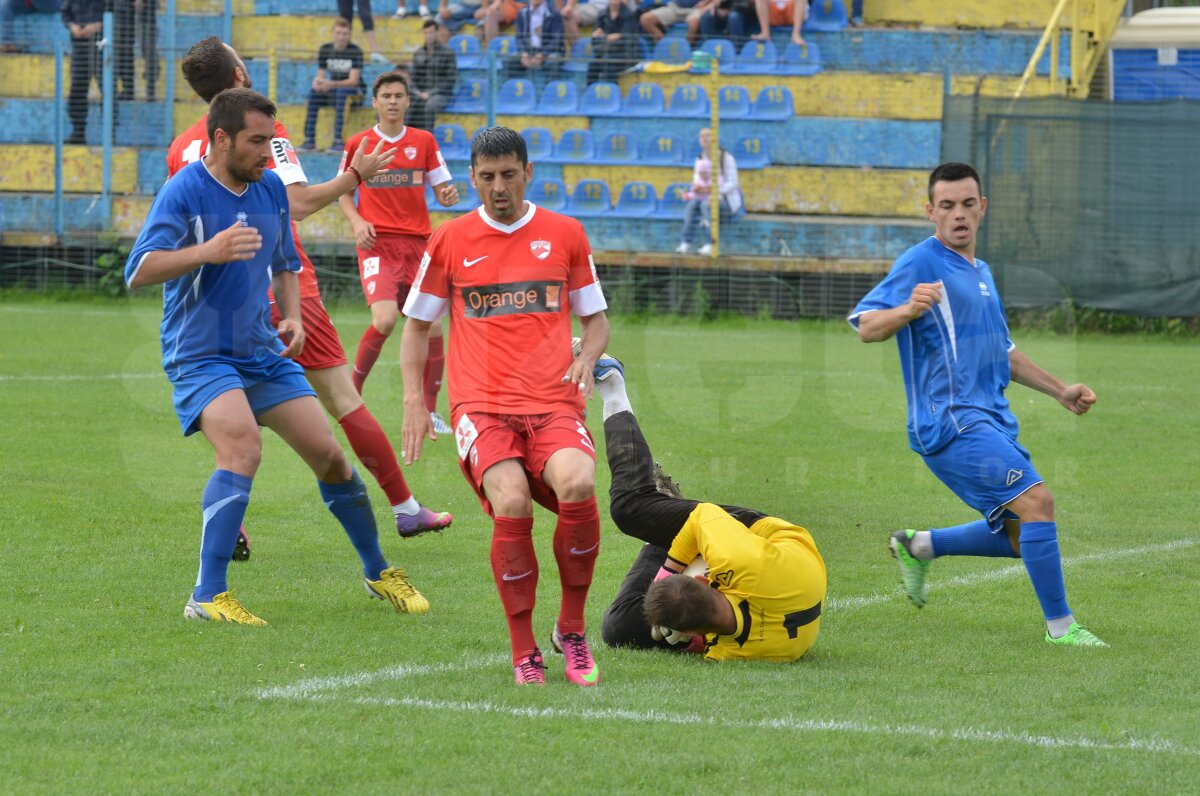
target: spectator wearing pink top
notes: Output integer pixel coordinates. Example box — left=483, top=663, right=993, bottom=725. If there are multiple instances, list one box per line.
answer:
left=676, top=127, right=741, bottom=255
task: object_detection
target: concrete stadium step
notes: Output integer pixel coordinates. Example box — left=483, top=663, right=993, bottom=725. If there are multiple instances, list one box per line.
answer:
left=865, top=0, right=1059, bottom=30
left=6, top=14, right=220, bottom=54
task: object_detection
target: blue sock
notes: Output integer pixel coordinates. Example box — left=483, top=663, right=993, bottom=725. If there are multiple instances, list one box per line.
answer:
left=930, top=519, right=1017, bottom=558
left=194, top=470, right=252, bottom=602
left=319, top=469, right=388, bottom=581
left=1019, top=521, right=1071, bottom=620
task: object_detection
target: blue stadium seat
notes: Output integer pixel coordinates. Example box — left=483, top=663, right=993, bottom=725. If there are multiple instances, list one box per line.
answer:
left=668, top=84, right=710, bottom=118
left=639, top=133, right=685, bottom=165
left=563, top=37, right=594, bottom=74
left=522, top=127, right=554, bottom=161
left=448, top=78, right=486, bottom=113
left=597, top=130, right=638, bottom=163
left=528, top=177, right=568, bottom=211
left=613, top=181, right=658, bottom=218
left=717, top=84, right=751, bottom=119
left=568, top=179, right=612, bottom=217
left=651, top=35, right=691, bottom=65
left=750, top=85, right=794, bottom=120
left=730, top=39, right=778, bottom=75
left=733, top=133, right=769, bottom=168
left=497, top=78, right=537, bottom=113
left=621, top=82, right=666, bottom=116
left=488, top=35, right=518, bottom=58
left=780, top=41, right=821, bottom=75
left=698, top=37, right=736, bottom=72
left=580, top=81, right=621, bottom=116
left=553, top=128, right=595, bottom=162
left=803, top=0, right=849, bottom=31
left=434, top=123, right=469, bottom=160
left=536, top=80, right=579, bottom=114
left=655, top=182, right=691, bottom=219
left=447, top=34, right=482, bottom=68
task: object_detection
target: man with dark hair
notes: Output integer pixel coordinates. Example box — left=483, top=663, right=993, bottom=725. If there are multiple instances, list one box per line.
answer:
left=399, top=126, right=611, bottom=687
left=590, top=350, right=827, bottom=662
left=170, top=37, right=453, bottom=551
left=126, top=88, right=430, bottom=626
left=407, top=19, right=456, bottom=131
left=850, top=161, right=1107, bottom=647
left=301, top=17, right=364, bottom=152
left=338, top=71, right=457, bottom=432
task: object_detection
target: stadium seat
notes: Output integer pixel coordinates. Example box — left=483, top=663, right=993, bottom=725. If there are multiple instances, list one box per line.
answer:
left=730, top=39, right=778, bottom=75
left=613, top=181, right=658, bottom=218
left=717, top=84, right=752, bottom=119
left=497, top=78, right=537, bottom=113
left=567, top=179, right=612, bottom=217
left=488, top=35, right=518, bottom=58
left=447, top=34, right=482, bottom=68
left=563, top=37, right=594, bottom=74
left=553, top=128, right=595, bottom=162
left=750, top=86, right=794, bottom=120
left=536, top=80, right=579, bottom=114
left=733, top=134, right=769, bottom=168
left=639, top=133, right=685, bottom=165
left=780, top=41, right=821, bottom=76
left=651, top=35, right=691, bottom=65
left=597, top=130, right=638, bottom=163
left=654, top=182, right=691, bottom=219
left=803, top=0, right=849, bottom=31
left=446, top=177, right=480, bottom=212
left=448, top=78, right=486, bottom=113
left=580, top=81, right=621, bottom=116
left=528, top=177, right=568, bottom=211
left=621, top=81, right=666, bottom=116
left=668, top=84, right=711, bottom=118
left=433, top=123, right=469, bottom=160
left=522, top=127, right=554, bottom=161
left=697, top=38, right=736, bottom=72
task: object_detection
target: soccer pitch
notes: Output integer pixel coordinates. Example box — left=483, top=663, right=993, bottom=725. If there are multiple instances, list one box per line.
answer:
left=2, top=296, right=1198, bottom=793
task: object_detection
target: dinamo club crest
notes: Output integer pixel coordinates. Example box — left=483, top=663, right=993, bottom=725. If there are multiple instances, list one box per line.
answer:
left=404, top=146, right=417, bottom=160
left=530, top=240, right=551, bottom=260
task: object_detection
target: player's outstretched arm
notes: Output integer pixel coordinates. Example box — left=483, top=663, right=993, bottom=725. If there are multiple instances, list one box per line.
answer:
left=1009, top=347, right=1097, bottom=415
left=562, top=311, right=610, bottom=398
left=856, top=281, right=943, bottom=343
left=129, top=221, right=261, bottom=289
left=400, top=317, right=436, bottom=464
left=285, top=139, right=396, bottom=221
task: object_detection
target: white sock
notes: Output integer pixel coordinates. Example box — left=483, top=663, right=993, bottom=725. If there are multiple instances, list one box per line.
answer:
left=1046, top=614, right=1077, bottom=638
left=909, top=530, right=934, bottom=560
left=597, top=372, right=632, bottom=421
left=393, top=496, right=420, bottom=517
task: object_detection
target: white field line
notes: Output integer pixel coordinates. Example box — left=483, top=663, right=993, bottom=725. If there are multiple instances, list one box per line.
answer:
left=826, top=538, right=1198, bottom=613
left=253, top=656, right=509, bottom=701
left=0, top=372, right=160, bottom=382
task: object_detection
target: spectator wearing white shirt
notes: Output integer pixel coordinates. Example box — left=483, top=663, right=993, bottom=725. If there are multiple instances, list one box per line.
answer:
left=676, top=127, right=741, bottom=256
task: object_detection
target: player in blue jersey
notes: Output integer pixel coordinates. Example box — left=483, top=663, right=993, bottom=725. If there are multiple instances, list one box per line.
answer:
left=849, top=162, right=1106, bottom=648
left=126, top=88, right=430, bottom=625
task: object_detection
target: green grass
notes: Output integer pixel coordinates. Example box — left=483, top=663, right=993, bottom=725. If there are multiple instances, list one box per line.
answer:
left=2, top=296, right=1199, bottom=793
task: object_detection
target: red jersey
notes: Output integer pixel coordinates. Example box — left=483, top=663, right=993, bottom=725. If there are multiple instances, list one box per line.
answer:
left=167, top=115, right=321, bottom=299
left=403, top=203, right=608, bottom=417
left=339, top=125, right=451, bottom=238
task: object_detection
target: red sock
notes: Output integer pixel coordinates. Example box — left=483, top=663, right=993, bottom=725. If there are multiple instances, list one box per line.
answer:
left=337, top=404, right=412, bottom=505
left=552, top=498, right=600, bottom=636
left=423, top=333, right=445, bottom=413
left=352, top=325, right=389, bottom=394
left=491, top=515, right=538, bottom=663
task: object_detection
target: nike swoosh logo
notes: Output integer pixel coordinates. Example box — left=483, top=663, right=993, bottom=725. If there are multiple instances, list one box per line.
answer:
left=463, top=255, right=488, bottom=267
left=569, top=543, right=599, bottom=555
left=580, top=666, right=599, bottom=684
left=502, top=570, right=534, bottom=582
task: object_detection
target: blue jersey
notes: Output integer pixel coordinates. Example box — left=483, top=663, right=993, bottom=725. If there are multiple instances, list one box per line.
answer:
left=848, top=236, right=1017, bottom=455
left=125, top=160, right=301, bottom=375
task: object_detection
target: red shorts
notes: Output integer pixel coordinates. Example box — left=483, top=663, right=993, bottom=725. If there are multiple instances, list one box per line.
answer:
left=453, top=409, right=596, bottom=517
left=270, top=295, right=348, bottom=370
left=357, top=233, right=428, bottom=307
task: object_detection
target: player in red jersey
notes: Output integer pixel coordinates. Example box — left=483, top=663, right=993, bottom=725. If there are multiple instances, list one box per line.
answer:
left=399, top=127, right=611, bottom=687
left=337, top=72, right=458, bottom=435
left=171, top=37, right=453, bottom=553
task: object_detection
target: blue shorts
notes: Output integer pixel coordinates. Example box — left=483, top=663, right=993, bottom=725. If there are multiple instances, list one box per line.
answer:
left=170, top=354, right=315, bottom=436
left=920, top=422, right=1043, bottom=530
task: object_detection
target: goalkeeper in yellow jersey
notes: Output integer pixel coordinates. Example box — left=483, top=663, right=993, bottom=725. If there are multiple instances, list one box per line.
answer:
left=584, top=345, right=826, bottom=662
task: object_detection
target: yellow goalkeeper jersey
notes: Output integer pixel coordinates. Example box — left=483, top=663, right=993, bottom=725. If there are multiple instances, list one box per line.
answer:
left=666, top=503, right=826, bottom=663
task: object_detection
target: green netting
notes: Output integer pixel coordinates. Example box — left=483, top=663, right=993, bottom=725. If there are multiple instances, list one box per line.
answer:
left=942, top=95, right=1200, bottom=316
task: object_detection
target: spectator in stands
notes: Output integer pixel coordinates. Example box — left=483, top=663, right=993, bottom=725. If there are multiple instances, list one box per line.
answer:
left=301, top=17, right=365, bottom=152
left=561, top=0, right=605, bottom=51
left=640, top=0, right=703, bottom=45
left=585, top=0, right=638, bottom=85
left=698, top=0, right=754, bottom=46
left=393, top=0, right=431, bottom=19
left=114, top=0, right=158, bottom=99
left=675, top=127, right=741, bottom=255
left=1, top=0, right=61, bottom=54
left=436, top=0, right=486, bottom=33
left=61, top=0, right=107, bottom=145
left=750, top=0, right=806, bottom=46
left=503, top=0, right=563, bottom=82
left=407, top=19, right=457, bottom=130
left=338, top=0, right=388, bottom=62
left=481, top=0, right=524, bottom=42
